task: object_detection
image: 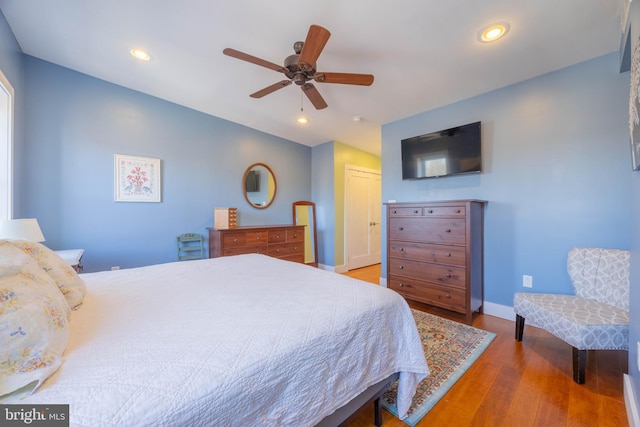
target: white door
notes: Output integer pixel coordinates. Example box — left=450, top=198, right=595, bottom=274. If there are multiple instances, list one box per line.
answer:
left=346, top=166, right=381, bottom=270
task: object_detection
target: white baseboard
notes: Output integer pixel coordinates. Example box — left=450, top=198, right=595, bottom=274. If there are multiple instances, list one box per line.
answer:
left=333, top=264, right=348, bottom=273
left=318, top=263, right=335, bottom=272
left=625, top=374, right=640, bottom=427
left=482, top=301, right=516, bottom=321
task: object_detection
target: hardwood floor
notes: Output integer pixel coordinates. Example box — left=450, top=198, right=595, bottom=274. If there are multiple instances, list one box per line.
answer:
left=342, top=264, right=629, bottom=427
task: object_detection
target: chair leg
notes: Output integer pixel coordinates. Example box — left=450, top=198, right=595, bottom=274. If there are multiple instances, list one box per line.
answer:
left=515, top=314, right=525, bottom=341
left=572, top=347, right=586, bottom=384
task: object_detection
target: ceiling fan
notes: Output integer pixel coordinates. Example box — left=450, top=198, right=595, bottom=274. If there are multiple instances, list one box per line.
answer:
left=223, top=24, right=374, bottom=110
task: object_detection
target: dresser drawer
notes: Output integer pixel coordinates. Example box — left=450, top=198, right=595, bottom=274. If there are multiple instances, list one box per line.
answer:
left=389, top=217, right=466, bottom=244
left=246, top=231, right=268, bottom=244
left=268, top=229, right=288, bottom=243
left=222, top=232, right=247, bottom=247
left=279, top=253, right=305, bottom=263
left=223, top=245, right=267, bottom=256
left=389, top=276, right=466, bottom=311
left=424, top=206, right=466, bottom=216
left=389, top=206, right=422, bottom=216
left=287, top=228, right=304, bottom=242
left=389, top=241, right=466, bottom=266
left=268, top=242, right=304, bottom=258
left=389, top=257, right=466, bottom=288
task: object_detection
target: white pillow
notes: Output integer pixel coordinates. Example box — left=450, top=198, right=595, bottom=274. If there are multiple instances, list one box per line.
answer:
left=0, top=242, right=70, bottom=401
left=8, top=240, right=86, bottom=309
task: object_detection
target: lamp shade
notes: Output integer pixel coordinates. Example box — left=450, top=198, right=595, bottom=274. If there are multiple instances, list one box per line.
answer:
left=0, top=218, right=46, bottom=242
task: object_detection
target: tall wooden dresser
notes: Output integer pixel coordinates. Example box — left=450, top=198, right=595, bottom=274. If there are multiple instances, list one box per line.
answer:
left=208, top=225, right=305, bottom=264
left=386, top=200, right=487, bottom=323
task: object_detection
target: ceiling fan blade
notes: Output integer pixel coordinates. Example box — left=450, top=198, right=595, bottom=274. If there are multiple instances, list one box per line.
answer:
left=250, top=80, right=292, bottom=98
left=223, top=48, right=286, bottom=73
left=314, top=72, right=374, bottom=86
left=301, top=83, right=328, bottom=110
left=298, top=25, right=331, bottom=72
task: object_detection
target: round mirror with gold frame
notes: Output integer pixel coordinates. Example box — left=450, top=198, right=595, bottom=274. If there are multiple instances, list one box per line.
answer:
left=242, top=163, right=277, bottom=209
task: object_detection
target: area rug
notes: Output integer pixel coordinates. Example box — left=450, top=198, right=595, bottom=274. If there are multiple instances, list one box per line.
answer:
left=381, top=309, right=496, bottom=426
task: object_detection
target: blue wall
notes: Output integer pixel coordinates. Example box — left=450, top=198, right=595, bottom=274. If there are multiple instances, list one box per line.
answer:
left=18, top=56, right=311, bottom=272
left=382, top=53, right=630, bottom=308
left=311, top=141, right=335, bottom=266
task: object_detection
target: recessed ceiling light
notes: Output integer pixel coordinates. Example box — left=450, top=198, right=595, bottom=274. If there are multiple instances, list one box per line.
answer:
left=478, top=22, right=510, bottom=43
left=130, top=48, right=151, bottom=61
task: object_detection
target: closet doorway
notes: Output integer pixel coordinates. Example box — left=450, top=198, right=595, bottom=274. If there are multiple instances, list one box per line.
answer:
left=345, top=165, right=381, bottom=270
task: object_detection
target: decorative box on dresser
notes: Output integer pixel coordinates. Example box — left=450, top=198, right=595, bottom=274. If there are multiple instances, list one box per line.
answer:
left=208, top=225, right=306, bottom=264
left=386, top=200, right=487, bottom=324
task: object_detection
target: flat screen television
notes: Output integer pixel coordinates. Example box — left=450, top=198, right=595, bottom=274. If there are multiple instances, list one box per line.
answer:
left=401, top=121, right=481, bottom=180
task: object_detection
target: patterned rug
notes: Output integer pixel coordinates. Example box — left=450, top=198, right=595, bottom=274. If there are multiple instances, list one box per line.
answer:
left=381, top=309, right=496, bottom=426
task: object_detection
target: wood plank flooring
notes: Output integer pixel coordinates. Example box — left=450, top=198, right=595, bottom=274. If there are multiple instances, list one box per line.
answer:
left=342, top=264, right=629, bottom=427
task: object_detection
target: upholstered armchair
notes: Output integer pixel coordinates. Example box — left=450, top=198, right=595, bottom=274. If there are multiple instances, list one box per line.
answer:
left=513, top=247, right=629, bottom=383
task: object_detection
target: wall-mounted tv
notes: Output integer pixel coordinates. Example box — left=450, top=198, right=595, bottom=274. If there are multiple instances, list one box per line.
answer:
left=401, top=121, right=481, bottom=180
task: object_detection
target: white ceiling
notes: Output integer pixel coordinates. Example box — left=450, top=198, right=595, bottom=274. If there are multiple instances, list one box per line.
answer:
left=0, top=0, right=626, bottom=155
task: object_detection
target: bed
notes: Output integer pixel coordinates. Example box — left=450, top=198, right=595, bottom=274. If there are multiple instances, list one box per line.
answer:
left=1, top=245, right=429, bottom=426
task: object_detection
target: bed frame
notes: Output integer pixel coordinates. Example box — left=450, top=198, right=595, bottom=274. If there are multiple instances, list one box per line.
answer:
left=316, top=373, right=399, bottom=427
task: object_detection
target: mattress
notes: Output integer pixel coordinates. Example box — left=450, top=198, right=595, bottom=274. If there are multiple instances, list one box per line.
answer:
left=16, top=254, right=429, bottom=426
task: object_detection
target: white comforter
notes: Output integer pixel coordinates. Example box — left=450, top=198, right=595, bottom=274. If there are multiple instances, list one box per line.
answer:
left=19, top=254, right=429, bottom=426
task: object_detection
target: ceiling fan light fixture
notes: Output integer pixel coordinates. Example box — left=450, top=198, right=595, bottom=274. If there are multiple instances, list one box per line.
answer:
left=478, top=22, right=510, bottom=43
left=296, top=116, right=308, bottom=124
left=130, top=48, right=151, bottom=61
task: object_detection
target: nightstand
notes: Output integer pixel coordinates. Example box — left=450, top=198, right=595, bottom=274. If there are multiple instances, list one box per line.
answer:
left=55, top=249, right=85, bottom=273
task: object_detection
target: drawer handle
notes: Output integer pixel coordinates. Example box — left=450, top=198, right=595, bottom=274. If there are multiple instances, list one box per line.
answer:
left=445, top=252, right=451, bottom=257
left=455, top=209, right=461, bottom=213
left=427, top=209, right=433, bottom=214
left=445, top=273, right=451, bottom=278
left=256, top=237, right=261, bottom=240
left=399, top=283, right=404, bottom=287
left=399, top=247, right=404, bottom=252
left=276, top=234, right=281, bottom=239
left=399, top=227, right=404, bottom=231
left=276, top=249, right=280, bottom=253
left=393, top=210, right=397, bottom=214
left=293, top=233, right=297, bottom=238
left=414, top=209, right=419, bottom=214
left=445, top=293, right=451, bottom=299
left=445, top=228, right=451, bottom=233
left=399, top=265, right=404, bottom=270
left=233, top=238, right=237, bottom=242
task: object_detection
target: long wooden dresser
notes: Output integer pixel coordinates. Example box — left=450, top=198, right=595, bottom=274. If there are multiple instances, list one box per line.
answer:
left=386, top=200, right=487, bottom=323
left=208, top=225, right=305, bottom=264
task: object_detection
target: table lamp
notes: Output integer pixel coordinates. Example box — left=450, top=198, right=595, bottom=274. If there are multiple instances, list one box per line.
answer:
left=0, top=218, right=46, bottom=242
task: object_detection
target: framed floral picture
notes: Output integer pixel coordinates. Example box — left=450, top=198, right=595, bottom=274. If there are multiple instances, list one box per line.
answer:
left=114, top=154, right=161, bottom=202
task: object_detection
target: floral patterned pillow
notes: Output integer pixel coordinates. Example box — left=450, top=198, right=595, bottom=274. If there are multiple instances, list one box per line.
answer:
left=8, top=240, right=86, bottom=309
left=0, top=243, right=70, bottom=401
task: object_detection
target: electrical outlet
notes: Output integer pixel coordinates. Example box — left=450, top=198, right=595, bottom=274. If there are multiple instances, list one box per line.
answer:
left=523, top=275, right=533, bottom=288
left=111, top=266, right=120, bottom=271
